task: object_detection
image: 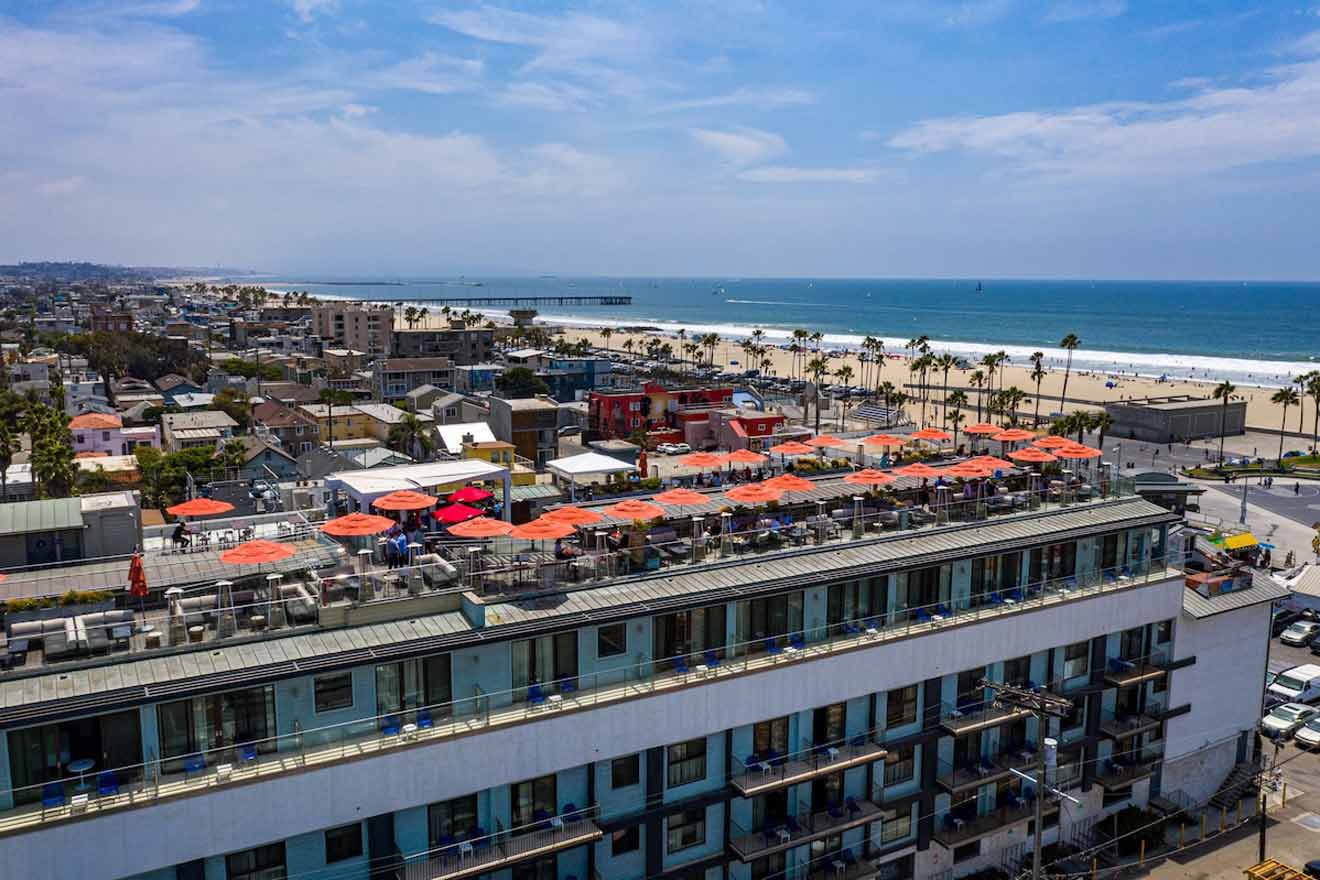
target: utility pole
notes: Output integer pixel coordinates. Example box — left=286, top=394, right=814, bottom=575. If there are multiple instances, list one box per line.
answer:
left=982, top=680, right=1074, bottom=880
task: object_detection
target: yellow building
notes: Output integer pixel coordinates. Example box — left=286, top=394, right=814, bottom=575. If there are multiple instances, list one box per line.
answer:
left=462, top=440, right=536, bottom=486
left=298, top=404, right=373, bottom=443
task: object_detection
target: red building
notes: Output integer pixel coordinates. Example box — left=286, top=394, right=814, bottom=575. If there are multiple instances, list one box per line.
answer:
left=588, top=383, right=733, bottom=441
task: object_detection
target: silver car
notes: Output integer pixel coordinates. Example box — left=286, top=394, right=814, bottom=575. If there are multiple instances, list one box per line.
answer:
left=1262, top=703, right=1318, bottom=739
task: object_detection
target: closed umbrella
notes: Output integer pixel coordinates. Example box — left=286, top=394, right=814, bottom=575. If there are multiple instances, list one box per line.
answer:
left=448, top=486, right=493, bottom=504
left=371, top=490, right=439, bottom=511
left=433, top=503, right=484, bottom=525
left=128, top=552, right=148, bottom=624
left=544, top=505, right=606, bottom=526
left=603, top=499, right=666, bottom=520
left=321, top=512, right=395, bottom=537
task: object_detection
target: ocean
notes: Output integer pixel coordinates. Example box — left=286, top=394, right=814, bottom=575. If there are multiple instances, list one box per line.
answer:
left=255, top=276, right=1320, bottom=387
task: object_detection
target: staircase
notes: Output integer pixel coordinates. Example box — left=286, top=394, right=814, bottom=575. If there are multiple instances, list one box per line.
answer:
left=1208, top=760, right=1262, bottom=812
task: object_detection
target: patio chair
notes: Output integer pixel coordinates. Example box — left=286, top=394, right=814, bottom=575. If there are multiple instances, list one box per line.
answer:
left=416, top=708, right=434, bottom=730
left=561, top=802, right=578, bottom=822
left=785, top=815, right=803, bottom=834
left=96, top=771, right=119, bottom=797
left=239, top=744, right=259, bottom=766
left=762, top=826, right=779, bottom=847
left=845, top=796, right=861, bottom=818
left=942, top=814, right=957, bottom=832
left=380, top=715, right=402, bottom=736
left=183, top=754, right=207, bottom=778
left=990, top=591, right=1004, bottom=605
left=765, top=638, right=782, bottom=657
left=557, top=676, right=577, bottom=695
left=788, top=633, right=806, bottom=651
left=674, top=657, right=690, bottom=675
left=765, top=748, right=784, bottom=767
left=527, top=683, right=547, bottom=708
left=828, top=801, right=844, bottom=819
left=470, top=827, right=491, bottom=851
left=533, top=808, right=551, bottom=829
left=437, top=834, right=458, bottom=858
left=703, top=649, right=721, bottom=669
left=915, top=608, right=933, bottom=624
left=41, top=782, right=65, bottom=815
left=842, top=849, right=858, bottom=867
left=937, top=603, right=952, bottom=618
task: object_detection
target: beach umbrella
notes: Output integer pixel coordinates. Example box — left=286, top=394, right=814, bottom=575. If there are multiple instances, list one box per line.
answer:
left=990, top=429, right=1035, bottom=444
left=1054, top=444, right=1102, bottom=460
left=544, top=505, right=606, bottom=525
left=962, top=424, right=1001, bottom=436
left=677, top=451, right=726, bottom=469
left=653, top=488, right=710, bottom=508
left=166, top=497, right=235, bottom=518
left=764, top=473, right=815, bottom=492
left=371, top=490, right=439, bottom=511
left=510, top=517, right=578, bottom=541
left=843, top=468, right=896, bottom=487
left=448, top=486, right=493, bottom=504
left=968, top=455, right=1015, bottom=471
left=448, top=516, right=514, bottom=538
left=724, top=483, right=784, bottom=505
left=220, top=540, right=296, bottom=565
left=806, top=434, right=848, bottom=449
left=725, top=448, right=768, bottom=465
left=1008, top=448, right=1057, bottom=463
left=1033, top=435, right=1074, bottom=450
left=603, top=499, right=667, bottom=520
left=769, top=440, right=814, bottom=456
left=911, top=428, right=952, bottom=442
left=321, top=512, right=395, bottom=537
left=861, top=434, right=907, bottom=447
left=894, top=462, right=943, bottom=479
left=433, top=503, right=484, bottom=525
left=942, top=462, right=996, bottom=480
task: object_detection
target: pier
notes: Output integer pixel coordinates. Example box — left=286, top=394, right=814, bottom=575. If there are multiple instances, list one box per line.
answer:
left=361, top=295, right=632, bottom=307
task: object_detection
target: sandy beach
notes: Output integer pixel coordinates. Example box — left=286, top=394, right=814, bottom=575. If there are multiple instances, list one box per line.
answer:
left=559, top=326, right=1314, bottom=438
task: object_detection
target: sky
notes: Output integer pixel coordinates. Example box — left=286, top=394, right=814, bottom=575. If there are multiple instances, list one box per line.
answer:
left=3, top=1, right=1320, bottom=280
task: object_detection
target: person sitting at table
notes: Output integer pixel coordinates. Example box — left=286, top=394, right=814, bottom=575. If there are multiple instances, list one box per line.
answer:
left=554, top=539, right=583, bottom=560
left=172, top=522, right=191, bottom=549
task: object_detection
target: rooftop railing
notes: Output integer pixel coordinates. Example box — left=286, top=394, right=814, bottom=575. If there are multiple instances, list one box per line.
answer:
left=0, top=554, right=1183, bottom=835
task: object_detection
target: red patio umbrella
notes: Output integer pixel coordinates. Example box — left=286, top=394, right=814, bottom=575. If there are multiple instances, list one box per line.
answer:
left=448, top=486, right=493, bottom=504
left=166, top=497, right=235, bottom=517
left=962, top=423, right=1001, bottom=436
left=991, top=429, right=1036, bottom=444
left=220, top=540, right=296, bottom=565
left=764, top=474, right=815, bottom=492
left=724, top=483, right=784, bottom=505
left=942, top=462, right=996, bottom=480
left=1054, top=444, right=1102, bottom=460
left=724, top=449, right=768, bottom=465
left=768, top=441, right=814, bottom=456
left=843, top=469, right=897, bottom=487
left=543, top=506, right=606, bottom=525
left=603, top=499, right=667, bottom=520
left=806, top=434, right=847, bottom=449
left=433, top=503, right=484, bottom=525
left=894, top=462, right=942, bottom=478
left=1008, top=447, right=1057, bottom=463
left=510, top=517, right=578, bottom=541
left=653, top=488, right=710, bottom=507
left=371, top=490, right=439, bottom=511
left=677, top=452, right=726, bottom=469
left=448, top=517, right=515, bottom=538
left=861, top=434, right=907, bottom=447
left=911, top=428, right=952, bottom=442
left=968, top=455, right=1015, bottom=470
left=321, top=512, right=396, bottom=537
left=1033, top=435, right=1074, bottom=449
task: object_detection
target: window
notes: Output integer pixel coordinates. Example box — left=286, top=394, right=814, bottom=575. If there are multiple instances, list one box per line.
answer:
left=1155, top=619, right=1173, bottom=645
left=667, top=737, right=707, bottom=788
left=428, top=794, right=479, bottom=845
left=1063, top=641, right=1090, bottom=679
left=953, top=841, right=981, bottom=864
left=76, top=434, right=85, bottom=444
left=611, top=825, right=640, bottom=855
left=751, top=852, right=786, bottom=880
left=883, top=744, right=916, bottom=786
left=101, top=431, right=111, bottom=442
left=512, top=774, right=557, bottom=831
left=612, top=754, right=641, bottom=789
left=226, top=843, right=286, bottom=880
left=886, top=685, right=918, bottom=728
left=666, top=807, right=706, bottom=854
left=314, top=672, right=354, bottom=713
left=881, top=807, right=912, bottom=843
left=597, top=623, right=627, bottom=658
left=158, top=686, right=277, bottom=772
left=753, top=716, right=790, bottom=757
left=324, top=823, right=363, bottom=864
left=1002, top=655, right=1032, bottom=686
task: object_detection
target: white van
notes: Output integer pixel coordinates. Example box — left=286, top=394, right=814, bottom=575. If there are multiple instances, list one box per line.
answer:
left=1269, top=664, right=1320, bottom=704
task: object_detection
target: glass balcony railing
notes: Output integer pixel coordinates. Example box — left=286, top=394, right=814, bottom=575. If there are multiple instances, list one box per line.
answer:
left=729, top=792, right=886, bottom=861
left=0, top=554, right=1183, bottom=836
left=936, top=747, right=1038, bottom=794
left=399, top=807, right=602, bottom=880
left=1096, top=742, right=1164, bottom=789
left=730, top=733, right=888, bottom=796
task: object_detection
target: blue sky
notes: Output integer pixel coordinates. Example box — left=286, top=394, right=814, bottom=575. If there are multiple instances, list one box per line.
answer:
left=3, top=1, right=1320, bottom=279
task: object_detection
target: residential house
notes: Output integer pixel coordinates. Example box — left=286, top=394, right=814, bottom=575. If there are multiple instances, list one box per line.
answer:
left=588, top=383, right=735, bottom=442
left=154, top=374, right=203, bottom=404
left=391, top=323, right=495, bottom=364
left=372, top=358, right=454, bottom=404
left=706, top=408, right=787, bottom=453
left=322, top=349, right=367, bottom=377
left=89, top=307, right=133, bottom=333
left=453, top=363, right=502, bottom=393
left=350, top=403, right=436, bottom=448
left=488, top=395, right=559, bottom=468
left=68, top=413, right=159, bottom=457
left=297, top=404, right=373, bottom=446
left=462, top=439, right=535, bottom=487
left=403, top=384, right=445, bottom=413
left=160, top=410, right=238, bottom=452
left=435, top=421, right=497, bottom=457
left=235, top=436, right=299, bottom=480
left=252, top=401, right=321, bottom=456
left=170, top=392, right=216, bottom=410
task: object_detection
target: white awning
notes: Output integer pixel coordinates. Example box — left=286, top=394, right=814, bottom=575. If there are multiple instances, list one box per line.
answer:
left=545, top=452, right=638, bottom=480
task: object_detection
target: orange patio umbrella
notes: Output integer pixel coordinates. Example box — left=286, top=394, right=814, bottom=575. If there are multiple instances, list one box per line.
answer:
left=510, top=517, right=578, bottom=541
left=677, top=451, right=726, bottom=468
left=769, top=440, right=814, bottom=456
left=1054, top=444, right=1102, bottom=460
left=764, top=473, right=815, bottom=492
left=725, top=448, right=768, bottom=465
left=843, top=468, right=897, bottom=487
left=603, top=499, right=667, bottom=520
left=1033, top=435, right=1074, bottom=449
left=861, top=434, right=907, bottom=447
left=166, top=497, right=235, bottom=518
left=942, top=462, right=996, bottom=480
left=911, top=428, right=952, bottom=442
left=544, top=506, right=606, bottom=525
left=1008, top=447, right=1057, bottom=463
left=968, top=455, right=1015, bottom=470
left=724, top=483, right=784, bottom=505
left=371, top=490, right=439, bottom=511
left=991, top=429, right=1036, bottom=443
left=894, top=462, right=942, bottom=478
left=806, top=434, right=847, bottom=449
left=653, top=488, right=710, bottom=507
left=962, top=423, right=1001, bottom=436
left=220, top=540, right=296, bottom=565
left=448, top=516, right=515, bottom=538
left=321, top=512, right=396, bottom=537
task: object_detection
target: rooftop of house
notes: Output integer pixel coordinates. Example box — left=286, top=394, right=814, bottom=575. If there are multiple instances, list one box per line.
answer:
left=68, top=412, right=123, bottom=430
left=346, top=403, right=435, bottom=425
left=377, top=357, right=454, bottom=372
left=495, top=396, right=559, bottom=412
left=154, top=373, right=196, bottom=392
left=161, top=410, right=238, bottom=431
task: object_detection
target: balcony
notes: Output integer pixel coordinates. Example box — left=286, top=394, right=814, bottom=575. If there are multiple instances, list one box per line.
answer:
left=1096, top=746, right=1163, bottom=790
left=934, top=798, right=1060, bottom=848
left=1102, top=655, right=1172, bottom=688
left=1099, top=707, right=1166, bottom=741
left=936, top=748, right=1038, bottom=795
left=401, top=812, right=603, bottom=880
left=939, top=701, right=1033, bottom=737
left=732, top=736, right=888, bottom=797
left=729, top=793, right=886, bottom=861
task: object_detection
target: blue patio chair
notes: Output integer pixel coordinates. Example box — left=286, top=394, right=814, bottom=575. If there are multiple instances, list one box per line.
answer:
left=183, top=754, right=207, bottom=778
left=762, top=826, right=779, bottom=847
left=1107, top=658, right=1124, bottom=674
left=557, top=676, right=577, bottom=695
left=1121, top=565, right=1134, bottom=579
left=845, top=796, right=861, bottom=817
left=527, top=683, right=547, bottom=708
left=990, top=592, right=1004, bottom=605
left=561, top=802, right=578, bottom=822
left=533, top=808, right=551, bottom=829
left=942, top=814, right=957, bottom=832
left=41, top=782, right=65, bottom=813
left=863, top=617, right=879, bottom=631
left=97, top=771, right=119, bottom=797
left=789, top=633, right=806, bottom=651
left=416, top=708, right=434, bottom=729
left=1024, top=787, right=1037, bottom=802
left=1025, top=680, right=1039, bottom=691
left=766, top=748, right=784, bottom=766
left=674, top=656, right=690, bottom=675
left=1007, top=588, right=1024, bottom=602
left=239, top=744, right=259, bottom=765
left=843, top=620, right=861, bottom=635
left=380, top=715, right=402, bottom=736
left=828, top=802, right=844, bottom=819
left=842, top=849, right=858, bottom=867
left=915, top=608, right=933, bottom=624
left=1064, top=576, right=1078, bottom=590
left=785, top=815, right=803, bottom=834
left=703, top=649, right=721, bottom=669
left=765, top=638, right=782, bottom=657
left=937, top=603, right=952, bottom=618
left=850, top=734, right=866, bottom=748
left=470, top=827, right=491, bottom=851
left=437, top=834, right=457, bottom=854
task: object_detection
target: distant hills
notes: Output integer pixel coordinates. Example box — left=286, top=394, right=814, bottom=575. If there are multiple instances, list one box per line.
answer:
left=0, top=262, right=250, bottom=283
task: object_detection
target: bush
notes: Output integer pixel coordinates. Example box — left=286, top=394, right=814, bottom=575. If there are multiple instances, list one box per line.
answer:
left=2, top=589, right=114, bottom=614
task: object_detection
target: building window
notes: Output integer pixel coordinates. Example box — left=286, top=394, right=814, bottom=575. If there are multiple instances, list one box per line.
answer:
left=76, top=434, right=85, bottom=444
left=881, top=806, right=912, bottom=843
left=883, top=744, right=916, bottom=787
left=101, top=431, right=110, bottom=441
left=597, top=623, right=627, bottom=658
left=314, top=671, right=354, bottom=713
left=751, top=853, right=786, bottom=880
left=667, top=737, right=707, bottom=788
left=612, top=825, right=640, bottom=855
left=226, top=842, right=286, bottom=880
left=1155, top=619, right=1173, bottom=645
left=953, top=841, right=981, bottom=864
left=428, top=794, right=479, bottom=845
left=324, top=823, right=363, bottom=864
left=886, top=685, right=918, bottom=728
left=612, top=754, right=641, bottom=789
left=1063, top=641, right=1089, bottom=679
left=666, top=807, right=706, bottom=853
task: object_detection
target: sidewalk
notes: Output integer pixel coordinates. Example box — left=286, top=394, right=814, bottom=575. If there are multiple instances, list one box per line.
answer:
left=1185, top=481, right=1318, bottom=567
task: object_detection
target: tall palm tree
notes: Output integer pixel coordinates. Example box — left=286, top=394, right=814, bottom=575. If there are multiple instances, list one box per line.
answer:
left=600, top=328, right=613, bottom=352
left=389, top=413, right=436, bottom=460
left=807, top=356, right=829, bottom=433
left=834, top=365, right=854, bottom=428
left=1297, top=373, right=1313, bottom=434
left=1272, top=387, right=1301, bottom=463
left=877, top=381, right=896, bottom=423
left=969, top=370, right=986, bottom=422
left=1212, top=380, right=1237, bottom=463
left=979, top=353, right=999, bottom=414
left=870, top=340, right=885, bottom=396
left=936, top=353, right=957, bottom=428
left=0, top=421, right=18, bottom=504
left=221, top=438, right=247, bottom=472
left=1308, top=373, right=1320, bottom=455
left=948, top=408, right=965, bottom=450
left=622, top=338, right=635, bottom=356
left=947, top=390, right=968, bottom=436
left=1029, top=352, right=1046, bottom=426
left=792, top=329, right=809, bottom=378
left=1058, top=334, right=1081, bottom=412
left=1093, top=411, right=1114, bottom=452
left=1071, top=410, right=1095, bottom=444
left=1001, top=387, right=1028, bottom=426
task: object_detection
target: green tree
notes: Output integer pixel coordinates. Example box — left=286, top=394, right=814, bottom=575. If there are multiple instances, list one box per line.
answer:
left=0, top=421, right=19, bottom=504
left=1093, top=411, right=1114, bottom=452
left=495, top=367, right=550, bottom=398
left=78, top=466, right=114, bottom=495
left=388, top=413, right=436, bottom=460
left=1058, top=333, right=1081, bottom=411
left=212, top=387, right=252, bottom=432
left=1272, top=386, right=1300, bottom=463
left=29, top=405, right=77, bottom=498
left=1029, top=352, right=1046, bottom=426
left=221, top=437, right=248, bottom=472
left=1308, top=373, right=1320, bottom=455
left=1212, top=380, right=1237, bottom=464
left=806, top=356, right=829, bottom=433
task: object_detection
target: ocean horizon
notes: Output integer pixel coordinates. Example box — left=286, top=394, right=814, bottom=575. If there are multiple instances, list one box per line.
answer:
left=250, top=275, right=1320, bottom=388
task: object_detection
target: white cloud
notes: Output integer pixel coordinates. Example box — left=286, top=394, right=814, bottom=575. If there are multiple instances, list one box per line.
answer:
left=291, top=0, right=336, bottom=24
left=429, top=5, right=649, bottom=74
left=659, top=87, right=814, bottom=112
left=689, top=127, right=787, bottom=165
left=1043, top=0, right=1126, bottom=23
left=498, top=81, right=598, bottom=112
left=370, top=52, right=484, bottom=95
left=886, top=37, right=1320, bottom=181
left=737, top=166, right=883, bottom=184
left=35, top=177, right=86, bottom=196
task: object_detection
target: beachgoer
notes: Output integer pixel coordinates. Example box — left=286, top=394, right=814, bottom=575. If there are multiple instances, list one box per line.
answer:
left=1295, top=482, right=1302, bottom=495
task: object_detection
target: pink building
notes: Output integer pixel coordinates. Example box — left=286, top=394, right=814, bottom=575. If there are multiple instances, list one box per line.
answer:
left=68, top=413, right=160, bottom=457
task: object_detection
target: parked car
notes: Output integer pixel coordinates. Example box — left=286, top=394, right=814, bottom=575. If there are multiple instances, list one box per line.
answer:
left=1261, top=703, right=1319, bottom=739
left=670, top=442, right=691, bottom=455
left=1274, top=608, right=1305, bottom=636
left=1281, top=621, right=1320, bottom=646
left=1296, top=716, right=1320, bottom=749
left=1269, top=664, right=1320, bottom=703
left=1304, top=860, right=1320, bottom=879
left=654, top=443, right=677, bottom=455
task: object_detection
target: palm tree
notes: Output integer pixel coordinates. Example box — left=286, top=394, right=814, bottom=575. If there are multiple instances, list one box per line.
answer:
left=877, top=381, right=896, bottom=423
left=1029, top=352, right=1046, bottom=426
left=1058, top=334, right=1081, bottom=412
left=221, top=438, right=247, bottom=472
left=1001, top=387, right=1028, bottom=426
left=404, top=306, right=419, bottom=329
left=979, top=353, right=999, bottom=414
left=319, top=388, right=355, bottom=451
left=1272, top=387, right=1301, bottom=463
left=834, top=365, right=855, bottom=429
left=807, top=356, right=829, bottom=433
left=0, top=421, right=18, bottom=504
left=948, top=408, right=965, bottom=450
left=1308, top=373, right=1320, bottom=455
left=791, top=329, right=809, bottom=378
left=1211, top=380, right=1237, bottom=463
left=809, top=331, right=824, bottom=355
left=936, top=353, right=957, bottom=428
left=1297, top=373, right=1313, bottom=434
left=1093, top=411, right=1114, bottom=452
left=621, top=338, right=635, bottom=357
left=1071, top=411, right=1095, bottom=444
left=969, top=370, right=986, bottom=422
left=418, top=307, right=429, bottom=327
left=600, top=327, right=613, bottom=352
left=389, top=412, right=436, bottom=460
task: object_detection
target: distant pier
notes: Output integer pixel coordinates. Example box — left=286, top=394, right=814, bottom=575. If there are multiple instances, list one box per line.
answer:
left=360, top=295, right=632, bottom=307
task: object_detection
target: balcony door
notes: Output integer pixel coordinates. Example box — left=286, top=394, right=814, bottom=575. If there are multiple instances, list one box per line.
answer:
left=812, top=703, right=846, bottom=747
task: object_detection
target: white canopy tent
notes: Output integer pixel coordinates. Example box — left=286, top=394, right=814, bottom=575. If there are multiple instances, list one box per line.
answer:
left=545, top=452, right=638, bottom=501
left=324, top=459, right=513, bottom=520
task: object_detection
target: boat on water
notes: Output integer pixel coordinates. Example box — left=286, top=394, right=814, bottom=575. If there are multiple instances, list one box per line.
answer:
left=975, top=281, right=984, bottom=293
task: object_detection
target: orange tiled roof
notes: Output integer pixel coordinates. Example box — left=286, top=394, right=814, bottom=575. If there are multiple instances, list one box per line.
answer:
left=69, top=413, right=123, bottom=430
